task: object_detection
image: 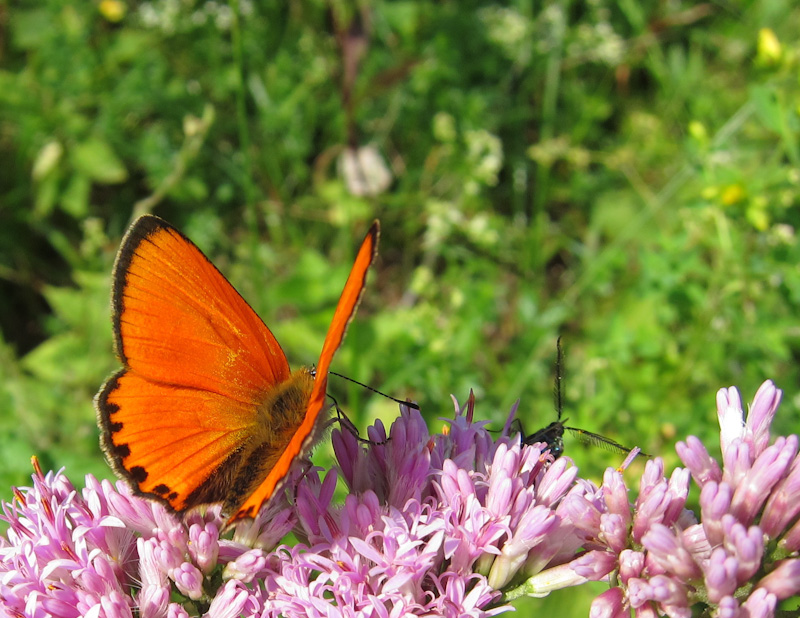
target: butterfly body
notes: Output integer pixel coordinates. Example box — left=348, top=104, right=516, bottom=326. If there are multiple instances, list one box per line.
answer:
left=96, top=215, right=378, bottom=524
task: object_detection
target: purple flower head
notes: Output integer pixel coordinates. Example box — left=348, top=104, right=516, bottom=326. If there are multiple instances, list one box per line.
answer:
left=1, top=400, right=590, bottom=617
left=3, top=380, right=798, bottom=618
left=566, top=380, right=800, bottom=618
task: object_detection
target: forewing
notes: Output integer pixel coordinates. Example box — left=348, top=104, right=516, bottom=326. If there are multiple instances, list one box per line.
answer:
left=112, top=215, right=291, bottom=400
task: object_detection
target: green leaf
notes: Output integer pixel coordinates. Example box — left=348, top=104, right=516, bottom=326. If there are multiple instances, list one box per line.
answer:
left=61, top=173, right=91, bottom=218
left=70, top=138, right=128, bottom=184
left=10, top=9, right=51, bottom=50
left=33, top=173, right=59, bottom=218
left=31, top=140, right=64, bottom=180
left=749, top=85, right=782, bottom=133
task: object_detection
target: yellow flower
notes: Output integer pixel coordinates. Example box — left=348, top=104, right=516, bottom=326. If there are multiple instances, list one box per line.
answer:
left=99, top=0, right=126, bottom=23
left=757, top=28, right=781, bottom=66
left=720, top=184, right=745, bottom=206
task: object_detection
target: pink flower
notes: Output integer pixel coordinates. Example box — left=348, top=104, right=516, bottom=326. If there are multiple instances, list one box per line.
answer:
left=3, top=380, right=797, bottom=618
left=564, top=380, right=799, bottom=618
left=0, top=404, right=584, bottom=617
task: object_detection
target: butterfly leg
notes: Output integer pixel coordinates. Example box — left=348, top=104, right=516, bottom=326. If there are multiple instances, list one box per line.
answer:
left=327, top=394, right=389, bottom=446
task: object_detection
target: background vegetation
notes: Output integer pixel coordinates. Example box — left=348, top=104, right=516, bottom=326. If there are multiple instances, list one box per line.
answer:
left=1, top=0, right=799, bottom=614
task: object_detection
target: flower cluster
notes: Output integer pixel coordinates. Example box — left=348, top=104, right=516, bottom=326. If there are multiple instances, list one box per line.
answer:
left=0, top=398, right=591, bottom=617
left=1, top=380, right=798, bottom=618
left=0, top=455, right=274, bottom=618
left=520, top=380, right=799, bottom=618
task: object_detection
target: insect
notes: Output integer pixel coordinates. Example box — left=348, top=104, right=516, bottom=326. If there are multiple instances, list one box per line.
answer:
left=95, top=215, right=378, bottom=525
left=520, top=338, right=645, bottom=458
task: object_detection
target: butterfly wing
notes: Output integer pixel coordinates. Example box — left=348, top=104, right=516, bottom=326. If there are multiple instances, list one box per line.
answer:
left=96, top=215, right=292, bottom=510
left=110, top=216, right=291, bottom=392
left=228, top=220, right=380, bottom=523
left=98, top=371, right=268, bottom=510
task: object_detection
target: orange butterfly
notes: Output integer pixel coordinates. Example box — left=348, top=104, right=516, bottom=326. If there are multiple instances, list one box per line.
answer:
left=95, top=215, right=378, bottom=525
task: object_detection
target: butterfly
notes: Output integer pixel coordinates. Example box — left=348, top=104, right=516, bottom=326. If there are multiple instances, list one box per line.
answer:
left=95, top=215, right=378, bottom=525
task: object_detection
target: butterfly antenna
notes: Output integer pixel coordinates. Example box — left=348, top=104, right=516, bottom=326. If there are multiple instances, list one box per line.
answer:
left=554, top=336, right=564, bottom=422
left=328, top=371, right=420, bottom=410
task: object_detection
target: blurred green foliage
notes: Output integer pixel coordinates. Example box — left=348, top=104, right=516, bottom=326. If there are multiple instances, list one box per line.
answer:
left=2, top=0, right=800, bottom=614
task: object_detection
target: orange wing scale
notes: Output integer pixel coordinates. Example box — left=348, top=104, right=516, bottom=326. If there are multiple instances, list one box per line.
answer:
left=96, top=215, right=379, bottom=525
